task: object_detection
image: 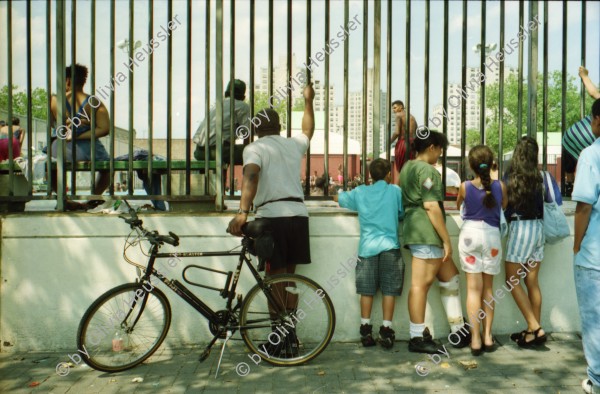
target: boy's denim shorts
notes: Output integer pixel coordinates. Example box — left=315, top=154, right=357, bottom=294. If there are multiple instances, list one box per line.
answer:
left=408, top=244, right=444, bottom=260
left=356, top=248, right=404, bottom=296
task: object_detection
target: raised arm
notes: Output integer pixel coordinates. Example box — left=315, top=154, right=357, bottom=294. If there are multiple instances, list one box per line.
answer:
left=302, top=84, right=315, bottom=140
left=579, top=67, right=600, bottom=100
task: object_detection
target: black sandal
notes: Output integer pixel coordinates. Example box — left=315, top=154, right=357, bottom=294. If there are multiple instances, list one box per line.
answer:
left=510, top=330, right=527, bottom=342
left=516, top=327, right=546, bottom=348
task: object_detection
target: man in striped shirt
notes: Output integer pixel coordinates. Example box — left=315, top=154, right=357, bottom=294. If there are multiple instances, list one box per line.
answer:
left=562, top=67, right=600, bottom=197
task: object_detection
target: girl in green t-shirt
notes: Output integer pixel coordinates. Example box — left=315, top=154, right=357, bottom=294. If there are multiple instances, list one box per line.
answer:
left=399, top=129, right=470, bottom=354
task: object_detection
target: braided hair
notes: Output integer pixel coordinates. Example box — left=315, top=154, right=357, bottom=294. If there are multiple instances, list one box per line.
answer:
left=468, top=145, right=496, bottom=209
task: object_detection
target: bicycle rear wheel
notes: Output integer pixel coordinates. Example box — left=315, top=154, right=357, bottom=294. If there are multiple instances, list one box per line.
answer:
left=77, top=282, right=171, bottom=372
left=239, top=274, right=335, bottom=366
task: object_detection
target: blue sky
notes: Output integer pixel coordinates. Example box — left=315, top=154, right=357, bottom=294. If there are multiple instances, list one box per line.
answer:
left=0, top=0, right=598, bottom=139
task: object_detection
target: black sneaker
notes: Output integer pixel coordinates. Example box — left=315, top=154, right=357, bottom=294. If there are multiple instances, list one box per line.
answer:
left=360, top=324, right=376, bottom=347
left=408, top=327, right=444, bottom=354
left=450, top=320, right=472, bottom=349
left=379, top=326, right=395, bottom=349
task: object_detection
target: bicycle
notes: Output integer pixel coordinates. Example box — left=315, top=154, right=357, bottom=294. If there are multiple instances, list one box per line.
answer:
left=76, top=201, right=336, bottom=374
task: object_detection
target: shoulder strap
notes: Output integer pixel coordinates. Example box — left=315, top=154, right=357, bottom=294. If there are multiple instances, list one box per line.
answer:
left=76, top=95, right=90, bottom=116
left=543, top=171, right=556, bottom=203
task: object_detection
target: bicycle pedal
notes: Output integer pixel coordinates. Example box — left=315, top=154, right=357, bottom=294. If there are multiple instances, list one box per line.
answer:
left=199, top=348, right=211, bottom=362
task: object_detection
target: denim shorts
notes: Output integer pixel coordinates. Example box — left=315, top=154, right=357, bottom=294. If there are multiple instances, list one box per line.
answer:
left=506, top=219, right=544, bottom=264
left=409, top=244, right=444, bottom=260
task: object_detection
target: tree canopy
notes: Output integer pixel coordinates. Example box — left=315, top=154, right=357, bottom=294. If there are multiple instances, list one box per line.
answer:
left=0, top=85, right=49, bottom=120
left=467, top=71, right=593, bottom=155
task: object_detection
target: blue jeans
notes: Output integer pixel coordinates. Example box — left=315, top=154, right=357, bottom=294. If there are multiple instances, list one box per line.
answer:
left=137, top=171, right=166, bottom=211
left=575, top=264, right=600, bottom=391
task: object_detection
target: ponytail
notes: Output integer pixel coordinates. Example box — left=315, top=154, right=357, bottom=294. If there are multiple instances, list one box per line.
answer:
left=479, top=163, right=496, bottom=209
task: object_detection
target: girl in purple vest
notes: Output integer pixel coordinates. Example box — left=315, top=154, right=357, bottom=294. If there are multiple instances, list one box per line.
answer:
left=456, top=145, right=507, bottom=356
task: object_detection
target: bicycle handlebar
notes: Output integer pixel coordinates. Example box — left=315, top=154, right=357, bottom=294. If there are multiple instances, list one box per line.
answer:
left=119, top=200, right=179, bottom=247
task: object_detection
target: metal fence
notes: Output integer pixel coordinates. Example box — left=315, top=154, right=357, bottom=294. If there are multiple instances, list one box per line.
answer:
left=0, top=0, right=595, bottom=211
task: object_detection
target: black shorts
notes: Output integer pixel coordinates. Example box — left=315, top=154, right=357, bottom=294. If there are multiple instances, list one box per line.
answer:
left=563, top=150, right=577, bottom=174
left=262, top=216, right=311, bottom=269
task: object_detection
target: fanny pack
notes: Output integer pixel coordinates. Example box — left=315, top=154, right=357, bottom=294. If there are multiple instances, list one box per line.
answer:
left=255, top=197, right=304, bottom=210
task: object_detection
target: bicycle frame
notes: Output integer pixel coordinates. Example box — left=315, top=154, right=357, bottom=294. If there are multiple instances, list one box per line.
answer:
left=137, top=242, right=275, bottom=331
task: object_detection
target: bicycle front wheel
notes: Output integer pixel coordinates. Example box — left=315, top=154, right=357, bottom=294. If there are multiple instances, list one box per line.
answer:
left=77, top=282, right=171, bottom=372
left=240, top=274, right=336, bottom=366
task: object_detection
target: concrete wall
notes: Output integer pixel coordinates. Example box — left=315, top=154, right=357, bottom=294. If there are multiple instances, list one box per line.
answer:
left=0, top=210, right=579, bottom=352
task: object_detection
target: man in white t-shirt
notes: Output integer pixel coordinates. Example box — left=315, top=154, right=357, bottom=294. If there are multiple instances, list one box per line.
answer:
left=227, top=84, right=315, bottom=276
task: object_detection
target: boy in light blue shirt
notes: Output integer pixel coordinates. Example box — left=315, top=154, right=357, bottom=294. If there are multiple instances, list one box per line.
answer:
left=573, top=98, right=600, bottom=394
left=335, top=158, right=405, bottom=348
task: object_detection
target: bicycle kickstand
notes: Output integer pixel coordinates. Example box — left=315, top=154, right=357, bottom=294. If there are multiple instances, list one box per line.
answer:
left=214, top=330, right=233, bottom=378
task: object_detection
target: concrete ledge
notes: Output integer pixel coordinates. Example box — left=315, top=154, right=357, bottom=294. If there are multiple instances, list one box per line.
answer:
left=0, top=208, right=580, bottom=352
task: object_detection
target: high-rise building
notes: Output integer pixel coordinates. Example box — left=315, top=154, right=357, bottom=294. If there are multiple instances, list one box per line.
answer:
left=257, top=54, right=335, bottom=129
left=433, top=66, right=517, bottom=145
left=331, top=68, right=388, bottom=155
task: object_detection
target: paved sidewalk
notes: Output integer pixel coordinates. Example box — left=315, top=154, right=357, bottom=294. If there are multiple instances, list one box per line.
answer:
left=0, top=333, right=588, bottom=394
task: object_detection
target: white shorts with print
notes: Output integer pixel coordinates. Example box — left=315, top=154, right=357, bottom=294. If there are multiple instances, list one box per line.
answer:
left=459, top=220, right=502, bottom=275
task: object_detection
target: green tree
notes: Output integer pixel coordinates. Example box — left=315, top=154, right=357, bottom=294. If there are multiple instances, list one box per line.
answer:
left=467, top=72, right=593, bottom=155
left=0, top=85, right=49, bottom=120
left=292, top=98, right=305, bottom=112
left=253, top=91, right=287, bottom=128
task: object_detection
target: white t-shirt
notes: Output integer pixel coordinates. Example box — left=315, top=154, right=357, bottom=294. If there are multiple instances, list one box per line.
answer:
left=243, top=134, right=309, bottom=218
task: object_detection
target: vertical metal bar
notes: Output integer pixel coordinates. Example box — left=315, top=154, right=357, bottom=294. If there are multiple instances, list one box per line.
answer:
left=373, top=1, right=381, bottom=159
left=361, top=0, right=368, bottom=181
left=109, top=0, right=115, bottom=200
left=527, top=0, right=538, bottom=139
left=128, top=0, right=134, bottom=196
left=542, top=1, right=548, bottom=169
left=215, top=0, right=224, bottom=209
left=26, top=0, right=32, bottom=190
left=286, top=0, right=292, bottom=139
left=404, top=0, right=411, bottom=162
left=204, top=0, right=210, bottom=191
left=70, top=0, right=77, bottom=197
left=185, top=0, right=192, bottom=196
left=304, top=0, right=313, bottom=196
left=479, top=0, right=485, bottom=144
left=268, top=0, right=273, bottom=98
left=460, top=0, right=467, bottom=181
left=56, top=0, right=67, bottom=210
left=385, top=0, right=392, bottom=163
left=46, top=0, right=53, bottom=198
left=424, top=0, right=429, bottom=126
left=560, top=1, right=567, bottom=194
left=323, top=0, right=329, bottom=196
left=166, top=1, right=173, bottom=196
left=7, top=0, right=14, bottom=194
left=517, top=1, right=524, bottom=138
left=498, top=1, right=505, bottom=176
left=249, top=0, right=255, bottom=143
left=580, top=1, right=586, bottom=118
left=147, top=0, right=154, bottom=198
left=90, top=0, right=96, bottom=194
left=343, top=0, right=349, bottom=191
left=229, top=0, right=235, bottom=196
left=442, top=0, right=448, bottom=189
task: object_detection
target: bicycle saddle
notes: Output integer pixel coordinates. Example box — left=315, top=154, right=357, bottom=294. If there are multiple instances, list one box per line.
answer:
left=242, top=219, right=272, bottom=238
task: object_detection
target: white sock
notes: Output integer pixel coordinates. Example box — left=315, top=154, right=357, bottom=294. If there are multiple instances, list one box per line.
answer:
left=382, top=320, right=392, bottom=328
left=409, top=321, right=426, bottom=339
left=439, top=275, right=465, bottom=333
left=361, top=318, right=371, bottom=325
